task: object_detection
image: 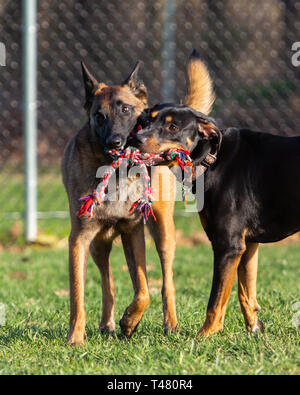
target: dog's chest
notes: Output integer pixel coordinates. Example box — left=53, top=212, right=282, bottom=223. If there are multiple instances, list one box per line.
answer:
left=93, top=175, right=144, bottom=222
left=94, top=200, right=138, bottom=221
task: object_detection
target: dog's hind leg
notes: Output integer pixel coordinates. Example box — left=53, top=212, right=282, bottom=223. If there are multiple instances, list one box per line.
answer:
left=119, top=221, right=150, bottom=337
left=67, top=227, right=98, bottom=346
left=238, top=242, right=264, bottom=333
left=90, top=237, right=115, bottom=334
left=198, top=231, right=246, bottom=337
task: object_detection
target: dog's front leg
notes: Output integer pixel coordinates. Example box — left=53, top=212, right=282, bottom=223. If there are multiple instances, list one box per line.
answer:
left=149, top=201, right=177, bottom=333
left=119, top=221, right=150, bottom=337
left=67, top=228, right=97, bottom=346
left=149, top=166, right=177, bottom=333
left=90, top=237, right=115, bottom=334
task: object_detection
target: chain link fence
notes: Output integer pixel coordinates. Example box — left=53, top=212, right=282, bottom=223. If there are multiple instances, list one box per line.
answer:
left=0, top=0, right=300, bottom=242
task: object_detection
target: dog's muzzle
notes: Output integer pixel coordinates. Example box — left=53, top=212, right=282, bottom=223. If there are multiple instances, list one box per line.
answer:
left=105, top=134, right=124, bottom=149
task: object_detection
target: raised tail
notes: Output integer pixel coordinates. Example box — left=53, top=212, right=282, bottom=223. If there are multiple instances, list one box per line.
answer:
left=184, top=49, right=215, bottom=115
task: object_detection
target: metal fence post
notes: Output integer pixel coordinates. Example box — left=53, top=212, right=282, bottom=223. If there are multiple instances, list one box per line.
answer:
left=23, top=0, right=37, bottom=242
left=161, top=0, right=177, bottom=102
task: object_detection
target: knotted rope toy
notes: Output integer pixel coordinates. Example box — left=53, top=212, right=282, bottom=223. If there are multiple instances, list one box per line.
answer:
left=77, top=146, right=193, bottom=222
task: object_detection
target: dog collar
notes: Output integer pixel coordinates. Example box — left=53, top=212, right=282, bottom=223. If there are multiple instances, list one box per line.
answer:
left=198, top=131, right=222, bottom=173
left=200, top=152, right=217, bottom=168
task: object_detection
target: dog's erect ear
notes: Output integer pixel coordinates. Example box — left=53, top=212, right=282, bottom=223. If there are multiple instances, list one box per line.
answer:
left=184, top=49, right=215, bottom=115
left=81, top=61, right=99, bottom=112
left=122, top=61, right=148, bottom=106
left=123, top=61, right=140, bottom=86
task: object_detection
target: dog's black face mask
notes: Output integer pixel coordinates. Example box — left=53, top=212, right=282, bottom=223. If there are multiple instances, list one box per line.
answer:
left=81, top=61, right=148, bottom=150
left=90, top=98, right=140, bottom=150
left=132, top=103, right=220, bottom=159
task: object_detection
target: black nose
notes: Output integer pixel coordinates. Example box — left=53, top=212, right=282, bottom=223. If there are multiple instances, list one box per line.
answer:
left=107, top=135, right=123, bottom=149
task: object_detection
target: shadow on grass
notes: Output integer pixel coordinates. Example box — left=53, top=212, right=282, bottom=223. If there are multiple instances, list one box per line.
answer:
left=0, top=324, right=148, bottom=345
left=0, top=325, right=68, bottom=345
left=0, top=321, right=194, bottom=347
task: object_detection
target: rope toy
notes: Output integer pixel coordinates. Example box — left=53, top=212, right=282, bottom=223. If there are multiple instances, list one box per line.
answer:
left=77, top=146, right=193, bottom=222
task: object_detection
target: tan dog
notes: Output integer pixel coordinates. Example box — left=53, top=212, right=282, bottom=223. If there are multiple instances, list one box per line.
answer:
left=62, top=62, right=177, bottom=345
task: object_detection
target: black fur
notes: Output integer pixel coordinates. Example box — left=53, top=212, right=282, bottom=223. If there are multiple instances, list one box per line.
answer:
left=135, top=103, right=300, bottom=334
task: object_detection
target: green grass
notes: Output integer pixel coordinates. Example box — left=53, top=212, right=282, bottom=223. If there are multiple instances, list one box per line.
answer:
left=0, top=170, right=299, bottom=374
left=0, top=170, right=70, bottom=245
left=0, top=243, right=299, bottom=375
left=0, top=170, right=201, bottom=245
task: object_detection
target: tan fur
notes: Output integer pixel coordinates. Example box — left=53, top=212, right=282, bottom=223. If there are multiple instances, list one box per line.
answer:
left=238, top=243, right=263, bottom=332
left=119, top=221, right=150, bottom=336
left=198, top=253, right=244, bottom=337
left=68, top=228, right=98, bottom=345
left=140, top=136, right=184, bottom=155
left=95, top=83, right=108, bottom=94
left=186, top=137, right=192, bottom=147
left=90, top=234, right=115, bottom=333
left=184, top=57, right=215, bottom=115
left=62, top=76, right=178, bottom=345
left=198, top=230, right=247, bottom=337
left=149, top=167, right=177, bottom=332
left=93, top=85, right=146, bottom=118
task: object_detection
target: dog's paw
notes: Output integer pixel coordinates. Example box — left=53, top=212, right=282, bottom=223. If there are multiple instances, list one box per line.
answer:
left=100, top=322, right=116, bottom=335
left=163, top=322, right=179, bottom=335
left=249, top=319, right=264, bottom=333
left=67, top=331, right=87, bottom=346
left=119, top=316, right=140, bottom=338
left=197, top=324, right=223, bottom=338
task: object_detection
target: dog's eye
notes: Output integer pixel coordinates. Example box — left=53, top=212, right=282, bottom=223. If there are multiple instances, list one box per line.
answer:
left=122, top=105, right=130, bottom=113
left=168, top=123, right=178, bottom=132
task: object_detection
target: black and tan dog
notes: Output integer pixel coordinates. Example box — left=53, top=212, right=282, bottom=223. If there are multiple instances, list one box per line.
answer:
left=135, top=50, right=300, bottom=337
left=62, top=62, right=180, bottom=345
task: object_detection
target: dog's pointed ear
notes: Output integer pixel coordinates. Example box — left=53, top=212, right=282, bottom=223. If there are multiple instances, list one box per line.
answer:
left=122, top=61, right=148, bottom=106
left=81, top=61, right=99, bottom=112
left=123, top=61, right=140, bottom=86
left=184, top=49, right=215, bottom=115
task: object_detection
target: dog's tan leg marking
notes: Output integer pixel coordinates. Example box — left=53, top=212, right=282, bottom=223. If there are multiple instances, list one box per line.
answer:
left=238, top=242, right=264, bottom=333
left=150, top=166, right=177, bottom=333
left=198, top=231, right=247, bottom=337
left=90, top=237, right=115, bottom=334
left=67, top=228, right=97, bottom=346
left=198, top=255, right=242, bottom=337
left=120, top=221, right=150, bottom=337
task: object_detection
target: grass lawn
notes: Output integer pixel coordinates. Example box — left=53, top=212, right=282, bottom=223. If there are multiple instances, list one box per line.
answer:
left=0, top=170, right=299, bottom=374
left=0, top=242, right=299, bottom=375
left=0, top=169, right=202, bottom=246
